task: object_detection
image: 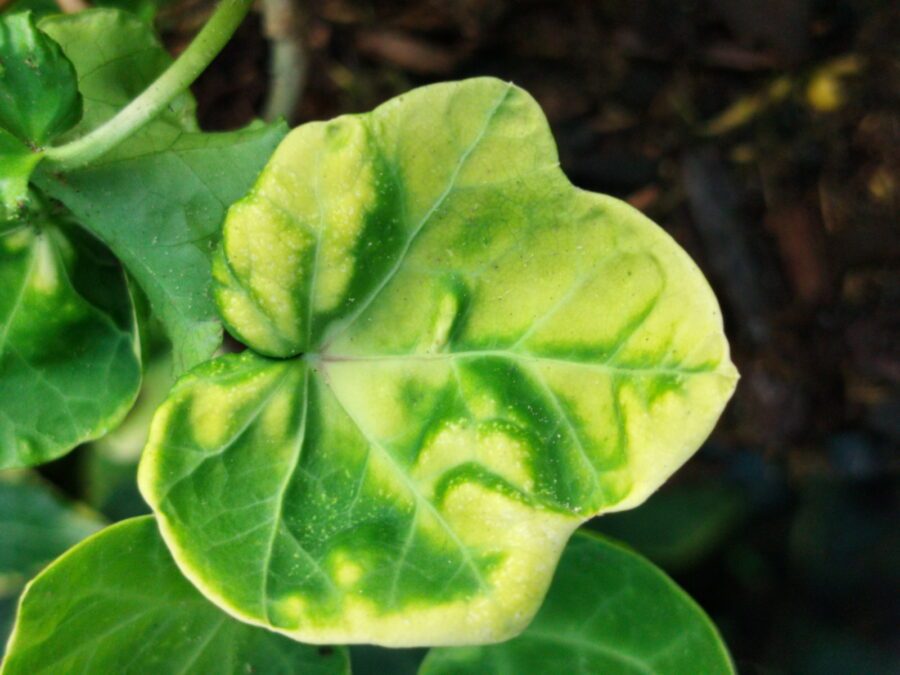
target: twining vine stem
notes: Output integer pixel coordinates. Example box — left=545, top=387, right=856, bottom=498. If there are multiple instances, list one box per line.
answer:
left=43, top=0, right=253, bottom=170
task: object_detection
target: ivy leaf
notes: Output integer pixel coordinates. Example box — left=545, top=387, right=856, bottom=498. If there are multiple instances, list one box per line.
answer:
left=0, top=472, right=105, bottom=657
left=419, top=531, right=735, bottom=674
left=0, top=130, right=41, bottom=219
left=0, top=12, right=81, bottom=146
left=0, top=216, right=141, bottom=469
left=1, top=516, right=350, bottom=674
left=35, top=9, right=286, bottom=372
left=139, top=78, right=738, bottom=645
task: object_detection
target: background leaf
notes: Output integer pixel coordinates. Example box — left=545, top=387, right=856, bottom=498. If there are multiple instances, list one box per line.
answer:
left=35, top=9, right=286, bottom=372
left=140, top=78, right=736, bottom=645
left=1, top=516, right=350, bottom=675
left=0, top=471, right=104, bottom=658
left=0, top=215, right=141, bottom=468
left=0, top=12, right=80, bottom=145
left=420, top=531, right=735, bottom=674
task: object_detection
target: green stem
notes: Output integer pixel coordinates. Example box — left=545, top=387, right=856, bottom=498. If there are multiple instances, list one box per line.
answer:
left=261, top=0, right=306, bottom=123
left=43, top=0, right=252, bottom=171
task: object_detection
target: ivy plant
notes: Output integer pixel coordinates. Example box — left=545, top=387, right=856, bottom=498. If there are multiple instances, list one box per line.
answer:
left=0, top=1, right=738, bottom=672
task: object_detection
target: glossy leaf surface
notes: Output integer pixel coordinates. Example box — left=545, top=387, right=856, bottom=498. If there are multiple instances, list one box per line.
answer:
left=0, top=472, right=104, bottom=656
left=420, top=531, right=735, bottom=674
left=0, top=218, right=141, bottom=468
left=0, top=12, right=80, bottom=145
left=35, top=10, right=286, bottom=371
left=1, top=516, right=350, bottom=674
left=140, top=78, right=737, bottom=645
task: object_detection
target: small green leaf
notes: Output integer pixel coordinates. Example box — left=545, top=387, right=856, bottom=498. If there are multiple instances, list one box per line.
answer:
left=420, top=531, right=735, bottom=674
left=1, top=516, right=351, bottom=674
left=0, top=129, right=41, bottom=219
left=0, top=12, right=81, bottom=146
left=139, top=78, right=737, bottom=645
left=0, top=471, right=104, bottom=657
left=0, top=217, right=141, bottom=468
left=35, top=9, right=287, bottom=371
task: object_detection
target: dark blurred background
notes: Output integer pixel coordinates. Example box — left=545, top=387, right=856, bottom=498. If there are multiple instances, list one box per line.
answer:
left=29, top=0, right=900, bottom=672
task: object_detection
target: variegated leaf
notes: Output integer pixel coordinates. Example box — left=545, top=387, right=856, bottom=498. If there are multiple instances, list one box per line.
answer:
left=139, top=77, right=738, bottom=646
